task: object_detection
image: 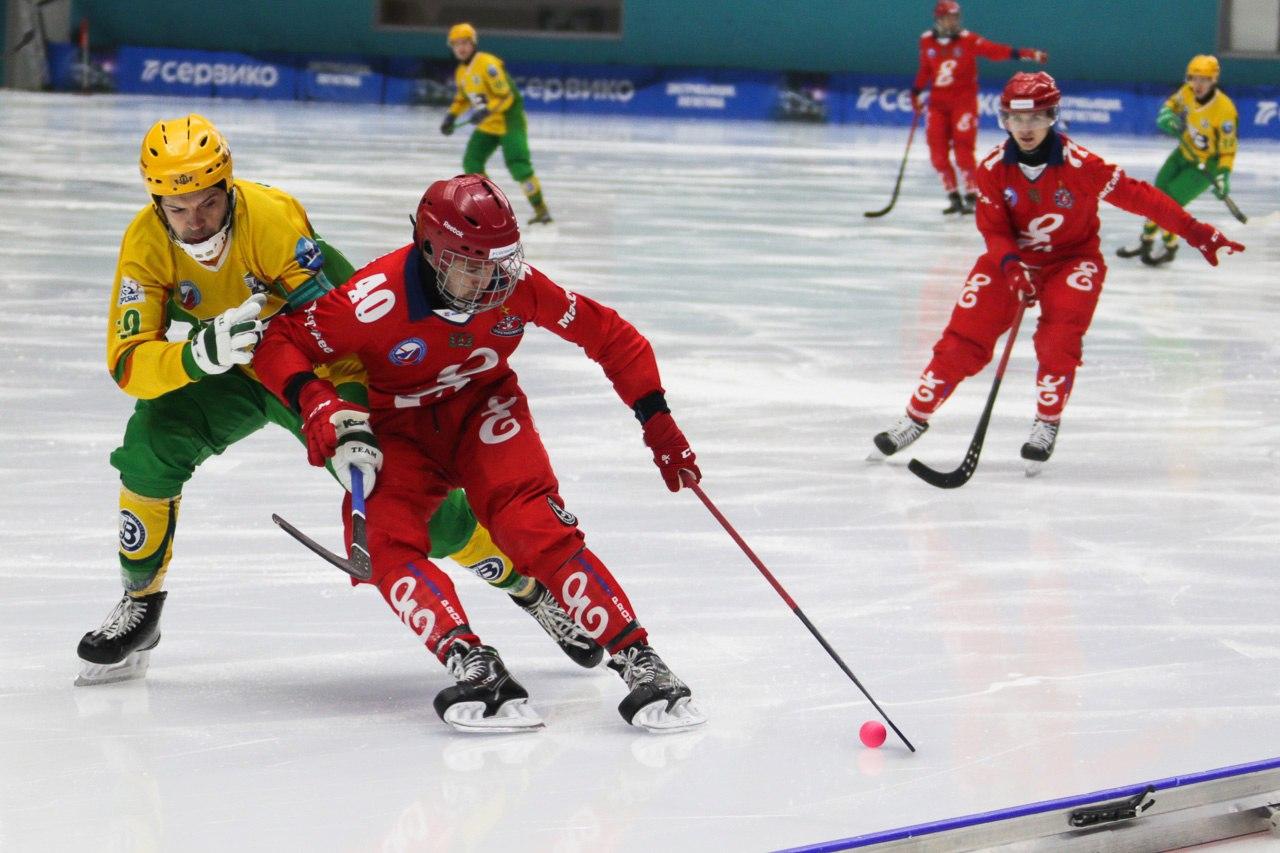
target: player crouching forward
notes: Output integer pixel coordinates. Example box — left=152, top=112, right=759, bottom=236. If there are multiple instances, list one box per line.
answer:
left=871, top=72, right=1243, bottom=474
left=255, top=175, right=705, bottom=733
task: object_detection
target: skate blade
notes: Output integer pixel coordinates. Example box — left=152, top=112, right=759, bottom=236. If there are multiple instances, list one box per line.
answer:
left=74, top=649, right=152, bottom=686
left=866, top=448, right=888, bottom=462
left=1024, top=460, right=1045, bottom=478
left=631, top=696, right=708, bottom=733
left=443, top=698, right=545, bottom=733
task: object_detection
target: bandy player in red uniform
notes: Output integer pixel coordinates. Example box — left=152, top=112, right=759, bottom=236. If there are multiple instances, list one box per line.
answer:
left=912, top=1, right=1048, bottom=214
left=255, top=175, right=705, bottom=733
left=873, top=72, right=1244, bottom=473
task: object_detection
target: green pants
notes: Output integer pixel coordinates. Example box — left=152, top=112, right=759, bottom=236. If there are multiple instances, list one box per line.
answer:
left=109, top=369, right=477, bottom=560
left=462, top=105, right=535, bottom=182
left=1143, top=151, right=1216, bottom=244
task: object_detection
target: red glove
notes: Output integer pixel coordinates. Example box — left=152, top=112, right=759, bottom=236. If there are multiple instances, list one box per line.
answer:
left=909, top=88, right=924, bottom=113
left=1020, top=48, right=1048, bottom=63
left=641, top=412, right=701, bottom=492
left=1004, top=261, right=1038, bottom=304
left=1185, top=221, right=1245, bottom=267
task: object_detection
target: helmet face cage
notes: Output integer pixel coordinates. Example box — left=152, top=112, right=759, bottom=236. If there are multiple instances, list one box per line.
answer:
left=432, top=243, right=524, bottom=314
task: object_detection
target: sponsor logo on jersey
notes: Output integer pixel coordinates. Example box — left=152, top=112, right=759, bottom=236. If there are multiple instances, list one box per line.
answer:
left=547, top=496, right=577, bottom=526
left=1003, top=187, right=1018, bottom=206
left=1054, top=188, right=1074, bottom=209
left=490, top=312, right=525, bottom=337
left=118, top=277, right=145, bottom=306
left=487, top=64, right=499, bottom=78
left=465, top=557, right=505, bottom=582
left=557, top=292, right=578, bottom=329
left=304, top=304, right=334, bottom=354
left=178, top=280, right=201, bottom=310
left=1028, top=188, right=1041, bottom=205
left=294, top=237, right=325, bottom=273
left=119, top=510, right=146, bottom=553
left=1222, top=120, right=1234, bottom=134
left=448, top=332, right=474, bottom=348
left=389, top=337, right=427, bottom=366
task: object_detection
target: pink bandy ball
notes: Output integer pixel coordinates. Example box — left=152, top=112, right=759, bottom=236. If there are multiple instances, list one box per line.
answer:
left=859, top=720, right=887, bottom=748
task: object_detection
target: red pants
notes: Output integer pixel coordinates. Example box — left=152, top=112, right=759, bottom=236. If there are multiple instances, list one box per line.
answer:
left=925, top=99, right=979, bottom=194
left=905, top=252, right=1106, bottom=423
left=345, top=372, right=646, bottom=660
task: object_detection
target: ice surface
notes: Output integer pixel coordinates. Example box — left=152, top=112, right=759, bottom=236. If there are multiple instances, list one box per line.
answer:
left=1, top=91, right=1278, bottom=852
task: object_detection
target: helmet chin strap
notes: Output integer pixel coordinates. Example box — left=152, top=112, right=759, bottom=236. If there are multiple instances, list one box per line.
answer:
left=168, top=188, right=235, bottom=269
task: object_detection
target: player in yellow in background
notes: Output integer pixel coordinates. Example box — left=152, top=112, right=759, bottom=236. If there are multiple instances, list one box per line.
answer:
left=78, top=114, right=600, bottom=686
left=1118, top=55, right=1238, bottom=266
left=441, top=22, right=553, bottom=224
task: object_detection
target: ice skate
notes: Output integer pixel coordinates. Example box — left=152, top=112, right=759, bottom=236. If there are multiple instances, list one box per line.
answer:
left=1141, top=242, right=1178, bottom=266
left=1116, top=238, right=1153, bottom=261
left=961, top=192, right=977, bottom=214
left=527, top=204, right=553, bottom=225
left=75, top=591, right=167, bottom=686
left=869, top=414, right=929, bottom=460
left=513, top=582, right=603, bottom=668
left=434, top=643, right=544, bottom=733
left=941, top=191, right=966, bottom=215
left=1020, top=417, right=1059, bottom=477
left=608, top=643, right=706, bottom=733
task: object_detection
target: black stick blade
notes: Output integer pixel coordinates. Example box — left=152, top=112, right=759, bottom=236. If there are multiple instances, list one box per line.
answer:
left=272, top=513, right=373, bottom=580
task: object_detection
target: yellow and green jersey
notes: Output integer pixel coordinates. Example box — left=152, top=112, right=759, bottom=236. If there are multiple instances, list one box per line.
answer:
left=1158, top=84, right=1238, bottom=172
left=449, top=50, right=521, bottom=136
left=107, top=179, right=364, bottom=399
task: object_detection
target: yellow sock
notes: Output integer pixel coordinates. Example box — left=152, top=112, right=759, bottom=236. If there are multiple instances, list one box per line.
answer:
left=449, top=523, right=536, bottom=598
left=118, top=488, right=180, bottom=595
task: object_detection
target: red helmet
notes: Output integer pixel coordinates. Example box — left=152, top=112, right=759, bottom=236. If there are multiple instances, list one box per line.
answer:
left=414, top=174, right=524, bottom=314
left=934, top=1, right=960, bottom=17
left=1000, top=71, right=1061, bottom=112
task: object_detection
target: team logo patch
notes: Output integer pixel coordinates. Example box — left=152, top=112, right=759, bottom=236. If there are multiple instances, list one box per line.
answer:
left=927, top=48, right=937, bottom=58
left=1054, top=188, right=1074, bottom=209
left=294, top=237, right=325, bottom=273
left=547, top=496, right=577, bottom=526
left=1222, top=120, right=1234, bottom=134
left=242, top=272, right=270, bottom=296
left=486, top=64, right=500, bottom=78
left=117, top=277, right=145, bottom=306
left=1002, top=187, right=1018, bottom=206
left=119, top=510, right=147, bottom=553
left=389, top=337, right=427, bottom=366
left=465, top=557, right=505, bottom=582
left=490, top=313, right=525, bottom=337
left=178, top=280, right=201, bottom=310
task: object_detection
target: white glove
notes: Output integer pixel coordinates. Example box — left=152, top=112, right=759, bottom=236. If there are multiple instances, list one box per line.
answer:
left=190, top=293, right=266, bottom=375
left=332, top=410, right=382, bottom=499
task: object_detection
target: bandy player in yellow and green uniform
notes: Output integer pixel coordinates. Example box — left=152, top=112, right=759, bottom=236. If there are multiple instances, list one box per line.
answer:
left=440, top=22, right=553, bottom=225
left=1118, top=55, right=1238, bottom=266
left=76, top=114, right=601, bottom=686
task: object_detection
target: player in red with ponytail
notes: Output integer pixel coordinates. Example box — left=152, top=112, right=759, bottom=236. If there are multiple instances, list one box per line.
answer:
left=256, top=175, right=705, bottom=733
left=872, top=72, right=1244, bottom=475
left=912, top=1, right=1049, bottom=214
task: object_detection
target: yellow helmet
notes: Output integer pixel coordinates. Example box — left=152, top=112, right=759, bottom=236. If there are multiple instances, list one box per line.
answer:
left=1185, top=54, right=1220, bottom=80
left=447, top=22, right=477, bottom=45
left=139, top=114, right=233, bottom=196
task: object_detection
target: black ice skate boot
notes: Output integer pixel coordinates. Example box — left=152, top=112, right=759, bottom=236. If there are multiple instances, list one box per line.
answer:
left=75, top=591, right=167, bottom=686
left=513, top=582, right=603, bottom=668
left=942, top=191, right=966, bottom=215
left=1142, top=241, right=1179, bottom=266
left=1020, top=417, right=1060, bottom=477
left=527, top=203, right=553, bottom=225
left=1116, top=237, right=1154, bottom=260
left=434, top=642, right=544, bottom=732
left=871, top=414, right=930, bottom=459
left=608, top=642, right=706, bottom=732
left=962, top=192, right=977, bottom=214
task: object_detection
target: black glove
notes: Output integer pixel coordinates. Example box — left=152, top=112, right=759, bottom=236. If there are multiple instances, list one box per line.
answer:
left=468, top=108, right=491, bottom=125
left=440, top=114, right=456, bottom=136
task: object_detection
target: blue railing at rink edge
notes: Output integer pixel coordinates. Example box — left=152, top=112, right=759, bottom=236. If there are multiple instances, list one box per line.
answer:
left=45, top=42, right=1280, bottom=140
left=777, top=755, right=1280, bottom=852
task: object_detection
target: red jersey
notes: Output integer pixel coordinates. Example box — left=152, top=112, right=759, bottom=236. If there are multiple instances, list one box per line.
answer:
left=913, top=30, right=1015, bottom=105
left=973, top=133, right=1195, bottom=267
left=254, top=245, right=663, bottom=412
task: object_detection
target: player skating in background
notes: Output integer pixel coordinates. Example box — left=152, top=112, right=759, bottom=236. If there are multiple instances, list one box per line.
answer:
left=912, top=1, right=1048, bottom=215
left=872, top=73, right=1244, bottom=473
left=77, top=115, right=599, bottom=687
left=254, top=175, right=705, bottom=733
left=440, top=22, right=553, bottom=225
left=1117, top=55, right=1238, bottom=266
